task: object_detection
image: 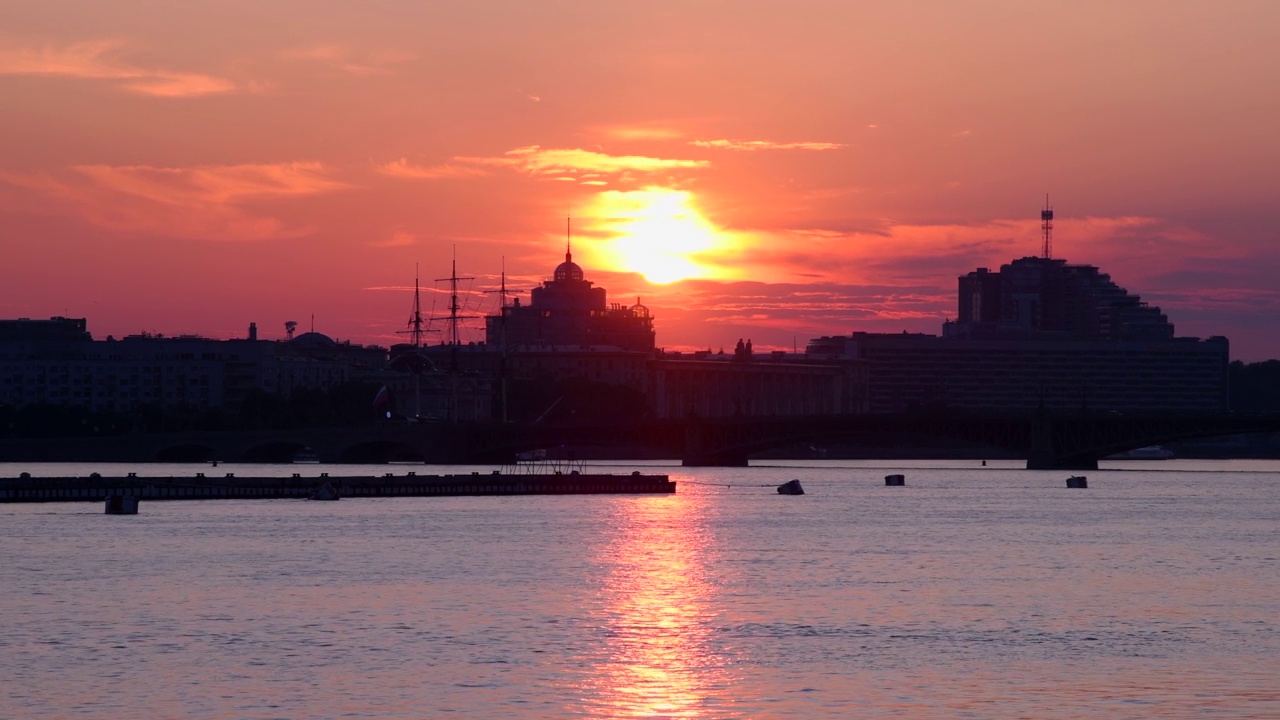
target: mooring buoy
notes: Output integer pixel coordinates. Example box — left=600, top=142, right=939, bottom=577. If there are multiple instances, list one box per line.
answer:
left=1066, top=476, right=1088, bottom=489
left=105, top=494, right=139, bottom=514
left=885, top=474, right=905, bottom=486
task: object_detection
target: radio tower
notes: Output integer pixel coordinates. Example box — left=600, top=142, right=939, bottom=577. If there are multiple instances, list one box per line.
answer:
left=1041, top=194, right=1054, bottom=259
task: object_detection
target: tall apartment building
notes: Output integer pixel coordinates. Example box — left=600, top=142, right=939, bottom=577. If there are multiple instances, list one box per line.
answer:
left=951, top=256, right=1173, bottom=341
left=809, top=251, right=1228, bottom=412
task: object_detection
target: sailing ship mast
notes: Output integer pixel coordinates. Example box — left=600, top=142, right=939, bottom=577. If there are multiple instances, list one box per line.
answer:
left=484, top=258, right=517, bottom=423
left=395, top=264, right=433, bottom=420
left=436, top=249, right=475, bottom=422
left=406, top=263, right=426, bottom=349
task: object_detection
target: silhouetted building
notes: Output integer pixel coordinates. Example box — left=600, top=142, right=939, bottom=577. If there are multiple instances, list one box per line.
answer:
left=0, top=317, right=91, bottom=343
left=809, top=252, right=1228, bottom=412
left=948, top=257, right=1173, bottom=341
left=652, top=350, right=854, bottom=418
left=421, top=248, right=855, bottom=421
left=0, top=320, right=387, bottom=413
left=808, top=331, right=1228, bottom=412
left=486, top=245, right=655, bottom=351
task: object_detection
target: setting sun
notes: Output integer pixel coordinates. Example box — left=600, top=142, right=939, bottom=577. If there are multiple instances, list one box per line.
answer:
left=588, top=188, right=727, bottom=284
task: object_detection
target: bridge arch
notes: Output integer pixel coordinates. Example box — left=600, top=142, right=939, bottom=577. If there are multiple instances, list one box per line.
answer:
left=240, top=441, right=312, bottom=463
left=337, top=440, right=424, bottom=464
left=154, top=443, right=219, bottom=462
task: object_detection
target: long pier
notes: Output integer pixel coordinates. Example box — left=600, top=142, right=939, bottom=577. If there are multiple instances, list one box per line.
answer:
left=0, top=470, right=675, bottom=502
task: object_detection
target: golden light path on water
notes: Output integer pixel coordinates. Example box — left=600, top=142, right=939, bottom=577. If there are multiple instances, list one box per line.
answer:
left=571, top=495, right=734, bottom=718
left=586, top=188, right=731, bottom=284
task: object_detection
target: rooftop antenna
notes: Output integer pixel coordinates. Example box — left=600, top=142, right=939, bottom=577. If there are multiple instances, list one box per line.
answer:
left=566, top=215, right=572, bottom=262
left=1041, top=194, right=1054, bottom=259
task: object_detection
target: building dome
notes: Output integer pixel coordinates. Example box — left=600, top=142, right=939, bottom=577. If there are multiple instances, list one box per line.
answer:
left=290, top=331, right=336, bottom=348
left=554, top=251, right=584, bottom=282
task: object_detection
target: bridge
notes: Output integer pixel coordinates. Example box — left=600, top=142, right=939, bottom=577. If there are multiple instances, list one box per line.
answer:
left=3, top=411, right=1279, bottom=469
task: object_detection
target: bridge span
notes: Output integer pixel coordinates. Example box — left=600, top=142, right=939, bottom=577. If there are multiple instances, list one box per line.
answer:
left=2, top=411, right=1278, bottom=469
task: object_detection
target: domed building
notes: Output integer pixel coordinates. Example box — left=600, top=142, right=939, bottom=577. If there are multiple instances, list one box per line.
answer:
left=486, top=244, right=655, bottom=352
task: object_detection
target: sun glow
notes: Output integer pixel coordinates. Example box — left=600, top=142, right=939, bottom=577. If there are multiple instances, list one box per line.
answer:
left=587, top=188, right=727, bottom=284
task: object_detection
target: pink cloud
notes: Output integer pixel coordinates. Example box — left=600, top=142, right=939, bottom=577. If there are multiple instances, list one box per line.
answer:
left=1, top=162, right=349, bottom=240
left=595, top=123, right=690, bottom=142
left=376, top=159, right=489, bottom=180
left=457, top=146, right=709, bottom=180
left=691, top=139, right=845, bottom=151
left=279, top=43, right=414, bottom=76
left=0, top=39, right=236, bottom=97
left=367, top=228, right=418, bottom=248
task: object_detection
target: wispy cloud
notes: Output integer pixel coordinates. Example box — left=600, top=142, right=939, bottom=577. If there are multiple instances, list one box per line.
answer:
left=0, top=162, right=348, bottom=240
left=367, top=228, right=418, bottom=248
left=458, top=146, right=708, bottom=179
left=74, top=162, right=348, bottom=203
left=690, top=139, right=845, bottom=151
left=596, top=123, right=689, bottom=142
left=0, top=39, right=236, bottom=97
left=376, top=158, right=489, bottom=180
left=279, top=43, right=414, bottom=76
left=377, top=146, right=710, bottom=184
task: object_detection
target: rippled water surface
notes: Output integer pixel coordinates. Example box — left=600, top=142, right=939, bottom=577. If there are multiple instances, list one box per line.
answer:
left=2, top=459, right=1278, bottom=719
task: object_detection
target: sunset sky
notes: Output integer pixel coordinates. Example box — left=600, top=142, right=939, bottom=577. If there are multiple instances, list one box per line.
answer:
left=3, top=1, right=1278, bottom=359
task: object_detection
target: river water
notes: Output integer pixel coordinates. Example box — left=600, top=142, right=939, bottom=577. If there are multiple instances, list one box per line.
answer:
left=2, top=459, right=1277, bottom=719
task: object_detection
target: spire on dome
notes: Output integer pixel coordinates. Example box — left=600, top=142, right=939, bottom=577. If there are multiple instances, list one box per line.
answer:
left=554, top=216, right=584, bottom=282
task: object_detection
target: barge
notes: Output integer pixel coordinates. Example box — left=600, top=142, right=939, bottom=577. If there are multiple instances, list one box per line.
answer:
left=0, top=470, right=675, bottom=502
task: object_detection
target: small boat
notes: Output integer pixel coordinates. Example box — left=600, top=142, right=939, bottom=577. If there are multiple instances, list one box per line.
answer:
left=884, top=474, right=905, bottom=486
left=1066, top=476, right=1088, bottom=489
left=777, top=479, right=804, bottom=495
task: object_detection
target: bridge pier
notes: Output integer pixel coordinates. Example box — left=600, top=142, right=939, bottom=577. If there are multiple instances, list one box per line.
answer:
left=681, top=450, right=750, bottom=468
left=1026, top=455, right=1098, bottom=471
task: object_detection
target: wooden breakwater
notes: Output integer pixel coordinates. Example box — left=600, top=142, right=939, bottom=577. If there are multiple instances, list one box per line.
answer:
left=0, top=470, right=675, bottom=502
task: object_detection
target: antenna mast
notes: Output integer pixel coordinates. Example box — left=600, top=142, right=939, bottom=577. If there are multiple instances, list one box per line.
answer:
left=1041, top=194, right=1054, bottom=259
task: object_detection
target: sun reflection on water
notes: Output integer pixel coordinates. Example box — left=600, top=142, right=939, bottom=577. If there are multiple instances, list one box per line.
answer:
left=572, top=496, right=731, bottom=718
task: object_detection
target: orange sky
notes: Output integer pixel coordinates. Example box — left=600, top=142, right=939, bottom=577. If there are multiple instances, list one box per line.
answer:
left=3, top=1, right=1278, bottom=359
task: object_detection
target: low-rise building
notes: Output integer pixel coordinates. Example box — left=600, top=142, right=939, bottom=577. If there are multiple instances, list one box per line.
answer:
left=0, top=318, right=387, bottom=413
